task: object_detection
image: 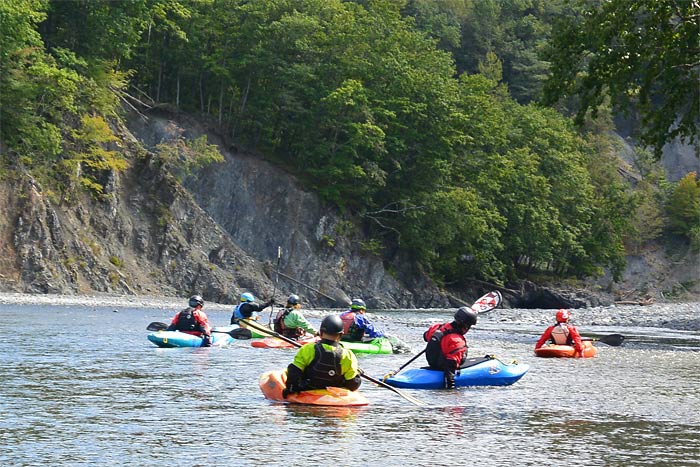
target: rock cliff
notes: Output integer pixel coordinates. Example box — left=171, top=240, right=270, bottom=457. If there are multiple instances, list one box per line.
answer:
left=1, top=110, right=696, bottom=308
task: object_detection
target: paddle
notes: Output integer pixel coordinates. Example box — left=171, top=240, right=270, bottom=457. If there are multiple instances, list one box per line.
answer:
left=268, top=246, right=282, bottom=327
left=584, top=333, right=625, bottom=347
left=382, top=290, right=504, bottom=381
left=275, top=271, right=351, bottom=306
left=145, top=321, right=253, bottom=339
left=243, top=318, right=427, bottom=407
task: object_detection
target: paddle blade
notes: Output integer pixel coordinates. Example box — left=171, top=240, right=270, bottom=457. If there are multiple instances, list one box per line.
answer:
left=229, top=328, right=253, bottom=340
left=471, top=290, right=503, bottom=314
left=147, top=322, right=168, bottom=331
left=598, top=333, right=625, bottom=346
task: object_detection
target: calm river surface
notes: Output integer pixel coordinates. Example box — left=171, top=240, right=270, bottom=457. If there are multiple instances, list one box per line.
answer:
left=2, top=301, right=699, bottom=467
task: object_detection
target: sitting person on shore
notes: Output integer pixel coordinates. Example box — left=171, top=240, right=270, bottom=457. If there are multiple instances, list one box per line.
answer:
left=535, top=309, right=584, bottom=356
left=283, top=315, right=361, bottom=397
left=167, top=295, right=212, bottom=347
left=339, top=298, right=385, bottom=342
left=273, top=294, right=316, bottom=340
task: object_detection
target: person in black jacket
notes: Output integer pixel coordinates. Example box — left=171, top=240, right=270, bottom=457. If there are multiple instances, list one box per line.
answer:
left=230, top=291, right=273, bottom=324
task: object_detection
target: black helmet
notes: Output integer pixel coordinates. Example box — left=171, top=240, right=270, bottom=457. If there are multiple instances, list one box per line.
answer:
left=453, top=307, right=477, bottom=327
left=287, top=294, right=301, bottom=305
left=350, top=298, right=366, bottom=310
left=189, top=295, right=204, bottom=308
left=319, top=315, right=344, bottom=334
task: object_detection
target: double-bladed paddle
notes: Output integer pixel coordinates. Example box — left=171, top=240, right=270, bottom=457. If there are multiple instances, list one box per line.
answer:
left=382, top=290, right=503, bottom=381
left=145, top=321, right=253, bottom=339
left=584, top=333, right=625, bottom=347
left=243, top=318, right=427, bottom=407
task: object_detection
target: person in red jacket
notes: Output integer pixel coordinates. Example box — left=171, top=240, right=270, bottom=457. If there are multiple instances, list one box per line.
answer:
left=167, top=295, right=213, bottom=347
left=535, top=309, right=584, bottom=356
left=423, top=307, right=478, bottom=389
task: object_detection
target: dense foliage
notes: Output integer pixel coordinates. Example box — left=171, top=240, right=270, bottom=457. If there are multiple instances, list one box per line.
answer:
left=542, top=0, right=700, bottom=157
left=1, top=0, right=694, bottom=288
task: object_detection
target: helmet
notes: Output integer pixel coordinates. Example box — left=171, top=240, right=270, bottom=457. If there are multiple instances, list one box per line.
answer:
left=453, top=307, right=478, bottom=327
left=287, top=294, right=301, bottom=305
left=319, top=315, right=344, bottom=334
left=556, top=309, right=570, bottom=323
left=189, top=295, right=204, bottom=308
left=350, top=298, right=366, bottom=310
left=241, top=292, right=255, bottom=302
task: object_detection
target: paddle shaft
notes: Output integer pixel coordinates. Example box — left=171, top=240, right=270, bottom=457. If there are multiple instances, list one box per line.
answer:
left=146, top=321, right=251, bottom=339
left=275, top=271, right=350, bottom=306
left=244, top=319, right=426, bottom=407
left=268, top=246, right=282, bottom=327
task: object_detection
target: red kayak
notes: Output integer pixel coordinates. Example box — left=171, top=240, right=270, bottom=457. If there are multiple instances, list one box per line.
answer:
left=534, top=339, right=598, bottom=358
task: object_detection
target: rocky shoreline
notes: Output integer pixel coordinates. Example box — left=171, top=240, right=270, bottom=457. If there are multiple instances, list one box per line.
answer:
left=2, top=292, right=699, bottom=331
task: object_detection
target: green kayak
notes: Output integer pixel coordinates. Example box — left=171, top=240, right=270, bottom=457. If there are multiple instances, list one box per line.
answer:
left=341, top=337, right=394, bottom=355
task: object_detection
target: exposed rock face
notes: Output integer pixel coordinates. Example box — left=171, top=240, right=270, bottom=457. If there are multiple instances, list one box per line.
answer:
left=1, top=110, right=696, bottom=308
left=0, top=124, right=274, bottom=304
left=126, top=111, right=449, bottom=308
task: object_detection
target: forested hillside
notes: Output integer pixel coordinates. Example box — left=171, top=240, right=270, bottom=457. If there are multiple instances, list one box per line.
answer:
left=1, top=0, right=698, bottom=299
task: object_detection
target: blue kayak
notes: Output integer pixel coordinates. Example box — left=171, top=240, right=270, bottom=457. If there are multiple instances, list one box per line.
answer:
left=384, top=356, right=529, bottom=389
left=147, top=325, right=239, bottom=348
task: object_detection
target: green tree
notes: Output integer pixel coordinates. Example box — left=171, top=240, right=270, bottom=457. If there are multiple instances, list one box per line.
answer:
left=543, top=0, right=700, bottom=156
left=666, top=172, right=700, bottom=245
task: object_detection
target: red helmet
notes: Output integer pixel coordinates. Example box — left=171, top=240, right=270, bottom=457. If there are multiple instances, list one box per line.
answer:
left=555, top=309, right=570, bottom=323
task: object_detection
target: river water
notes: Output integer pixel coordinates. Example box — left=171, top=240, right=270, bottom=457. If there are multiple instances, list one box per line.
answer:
left=2, top=301, right=699, bottom=467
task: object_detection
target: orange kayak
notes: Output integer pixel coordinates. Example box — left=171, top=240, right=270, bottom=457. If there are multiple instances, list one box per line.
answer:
left=259, top=369, right=369, bottom=406
left=534, top=339, right=598, bottom=358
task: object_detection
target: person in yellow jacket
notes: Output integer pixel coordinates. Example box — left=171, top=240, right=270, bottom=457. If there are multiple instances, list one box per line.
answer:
left=283, top=314, right=361, bottom=397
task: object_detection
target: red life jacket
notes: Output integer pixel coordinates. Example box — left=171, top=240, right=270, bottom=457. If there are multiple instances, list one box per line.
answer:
left=274, top=308, right=305, bottom=338
left=424, top=323, right=466, bottom=369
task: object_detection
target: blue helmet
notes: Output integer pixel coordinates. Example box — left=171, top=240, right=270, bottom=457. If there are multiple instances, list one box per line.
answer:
left=241, top=292, right=255, bottom=302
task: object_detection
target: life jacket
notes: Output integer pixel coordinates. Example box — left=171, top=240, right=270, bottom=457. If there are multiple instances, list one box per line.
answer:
left=304, top=342, right=345, bottom=388
left=340, top=311, right=363, bottom=341
left=175, top=307, right=199, bottom=334
left=274, top=308, right=305, bottom=338
left=550, top=323, right=571, bottom=345
left=425, top=323, right=465, bottom=369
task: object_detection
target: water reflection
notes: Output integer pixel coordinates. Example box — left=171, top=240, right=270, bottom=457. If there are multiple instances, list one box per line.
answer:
left=1, top=303, right=699, bottom=467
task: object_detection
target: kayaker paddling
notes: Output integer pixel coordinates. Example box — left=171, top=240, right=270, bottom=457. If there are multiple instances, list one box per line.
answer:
left=283, top=315, right=361, bottom=397
left=273, top=294, right=317, bottom=340
left=339, top=298, right=385, bottom=342
left=422, top=307, right=478, bottom=389
left=166, top=295, right=213, bottom=347
left=535, top=309, right=585, bottom=357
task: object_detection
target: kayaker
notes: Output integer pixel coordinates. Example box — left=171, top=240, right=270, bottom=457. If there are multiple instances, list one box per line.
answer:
left=273, top=294, right=317, bottom=339
left=339, top=298, right=385, bottom=342
left=283, top=315, right=362, bottom=397
left=230, top=292, right=274, bottom=324
left=422, top=307, right=478, bottom=389
left=166, top=295, right=213, bottom=347
left=535, top=309, right=584, bottom=356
